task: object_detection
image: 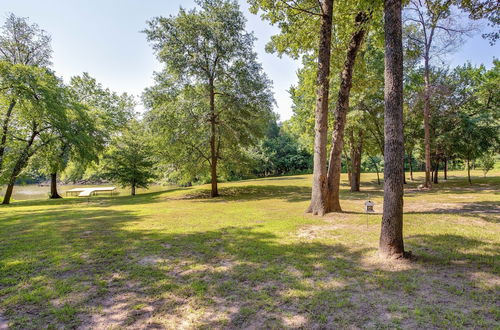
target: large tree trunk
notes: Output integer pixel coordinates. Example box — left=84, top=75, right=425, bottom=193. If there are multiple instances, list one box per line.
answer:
left=131, top=183, right=136, bottom=196
left=209, top=81, right=219, bottom=198
left=0, top=100, right=16, bottom=172
left=379, top=0, right=405, bottom=259
left=49, top=172, right=62, bottom=199
left=306, top=0, right=334, bottom=215
left=325, top=12, right=368, bottom=212
left=349, top=130, right=363, bottom=192
left=423, top=58, right=432, bottom=188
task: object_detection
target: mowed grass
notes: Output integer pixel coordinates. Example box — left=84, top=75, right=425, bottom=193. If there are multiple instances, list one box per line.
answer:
left=0, top=170, right=498, bottom=329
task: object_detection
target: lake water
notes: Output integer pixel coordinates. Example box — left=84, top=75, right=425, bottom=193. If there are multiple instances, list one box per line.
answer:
left=0, top=184, right=170, bottom=201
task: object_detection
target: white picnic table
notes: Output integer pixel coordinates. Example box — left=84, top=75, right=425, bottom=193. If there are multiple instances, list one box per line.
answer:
left=65, top=187, right=116, bottom=197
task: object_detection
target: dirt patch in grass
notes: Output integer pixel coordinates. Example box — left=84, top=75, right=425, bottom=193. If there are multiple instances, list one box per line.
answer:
left=282, top=313, right=307, bottom=328
left=470, top=271, right=500, bottom=289
left=297, top=224, right=347, bottom=239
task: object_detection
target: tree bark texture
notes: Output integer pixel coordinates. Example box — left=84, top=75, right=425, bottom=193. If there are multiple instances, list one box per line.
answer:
left=379, top=0, right=405, bottom=259
left=50, top=172, right=62, bottom=199
left=306, top=0, right=334, bottom=215
left=325, top=11, right=368, bottom=212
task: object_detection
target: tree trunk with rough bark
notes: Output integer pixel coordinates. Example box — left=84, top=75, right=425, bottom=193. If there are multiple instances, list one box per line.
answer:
left=131, top=183, right=136, bottom=196
left=379, top=0, right=405, bottom=259
left=325, top=11, right=368, bottom=211
left=306, top=0, right=334, bottom=215
left=50, top=172, right=62, bottom=199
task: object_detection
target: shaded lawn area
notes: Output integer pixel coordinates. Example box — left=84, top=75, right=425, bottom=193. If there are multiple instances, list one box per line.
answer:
left=0, top=171, right=499, bottom=329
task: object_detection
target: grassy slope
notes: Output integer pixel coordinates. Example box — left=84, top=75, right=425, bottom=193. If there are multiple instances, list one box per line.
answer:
left=0, top=170, right=498, bottom=329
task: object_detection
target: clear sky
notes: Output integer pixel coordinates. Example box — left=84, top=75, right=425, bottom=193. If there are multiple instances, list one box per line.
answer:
left=1, top=1, right=498, bottom=120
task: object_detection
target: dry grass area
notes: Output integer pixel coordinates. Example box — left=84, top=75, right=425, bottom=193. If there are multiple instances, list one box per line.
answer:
left=0, top=170, right=498, bottom=329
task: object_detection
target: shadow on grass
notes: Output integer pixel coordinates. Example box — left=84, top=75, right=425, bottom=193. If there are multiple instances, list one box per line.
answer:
left=406, top=201, right=500, bottom=224
left=249, top=175, right=307, bottom=182
left=406, top=234, right=500, bottom=265
left=180, top=185, right=312, bottom=203
left=0, top=203, right=498, bottom=328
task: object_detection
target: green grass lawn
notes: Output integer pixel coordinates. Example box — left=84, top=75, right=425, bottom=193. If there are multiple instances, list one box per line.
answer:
left=0, top=170, right=499, bottom=329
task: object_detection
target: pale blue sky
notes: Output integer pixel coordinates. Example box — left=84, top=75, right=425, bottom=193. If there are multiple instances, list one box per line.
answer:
left=1, top=1, right=498, bottom=120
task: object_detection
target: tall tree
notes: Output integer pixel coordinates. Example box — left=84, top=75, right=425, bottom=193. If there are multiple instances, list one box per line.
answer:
left=404, top=0, right=476, bottom=188
left=379, top=0, right=406, bottom=258
left=0, top=14, right=52, bottom=176
left=0, top=64, right=79, bottom=204
left=325, top=11, right=370, bottom=212
left=248, top=0, right=333, bottom=215
left=306, top=0, right=334, bottom=215
left=144, top=0, right=273, bottom=196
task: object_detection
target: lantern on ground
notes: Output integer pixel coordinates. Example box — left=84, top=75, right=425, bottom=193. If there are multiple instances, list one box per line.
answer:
left=364, top=200, right=375, bottom=213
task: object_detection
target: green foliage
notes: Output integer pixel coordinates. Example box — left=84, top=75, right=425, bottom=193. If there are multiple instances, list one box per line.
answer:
left=101, top=121, right=156, bottom=195
left=143, top=0, right=274, bottom=186
left=0, top=61, right=77, bottom=185
left=479, top=153, right=495, bottom=176
left=248, top=0, right=383, bottom=58
left=252, top=122, right=312, bottom=176
left=446, top=62, right=499, bottom=163
left=69, top=73, right=135, bottom=136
